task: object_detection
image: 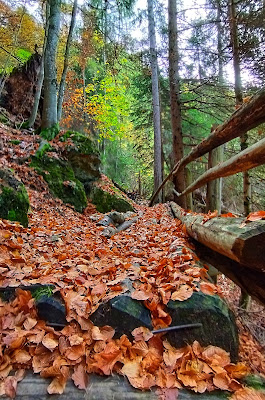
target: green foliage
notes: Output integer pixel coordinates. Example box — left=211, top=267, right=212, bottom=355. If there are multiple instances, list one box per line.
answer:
left=34, top=140, right=52, bottom=159
left=32, top=286, right=53, bottom=301
left=16, top=48, right=31, bottom=62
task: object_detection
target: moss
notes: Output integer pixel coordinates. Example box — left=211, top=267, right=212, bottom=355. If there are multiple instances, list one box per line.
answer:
left=40, top=123, right=60, bottom=140
left=34, top=140, right=52, bottom=159
left=243, top=374, right=265, bottom=391
left=0, top=114, right=8, bottom=124
left=0, top=171, right=30, bottom=227
left=90, top=186, right=134, bottom=213
left=9, top=140, right=21, bottom=145
left=30, top=155, right=87, bottom=212
left=60, top=130, right=99, bottom=155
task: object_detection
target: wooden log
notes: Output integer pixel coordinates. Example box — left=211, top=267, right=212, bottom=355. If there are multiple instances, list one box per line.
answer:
left=177, top=137, right=265, bottom=199
left=194, top=242, right=265, bottom=306
left=149, top=86, right=265, bottom=205
left=170, top=202, right=265, bottom=271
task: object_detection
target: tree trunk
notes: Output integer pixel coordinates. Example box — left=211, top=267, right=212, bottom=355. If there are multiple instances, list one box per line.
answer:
left=168, top=0, right=186, bottom=208
left=206, top=144, right=223, bottom=213
left=41, top=0, right=61, bottom=132
left=57, top=0, right=78, bottom=122
left=147, top=0, right=163, bottom=203
left=229, top=0, right=251, bottom=217
left=149, top=86, right=265, bottom=206
left=229, top=0, right=251, bottom=309
left=27, top=3, right=50, bottom=129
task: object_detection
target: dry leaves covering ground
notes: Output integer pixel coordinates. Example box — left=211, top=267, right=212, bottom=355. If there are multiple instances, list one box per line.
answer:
left=0, top=125, right=264, bottom=399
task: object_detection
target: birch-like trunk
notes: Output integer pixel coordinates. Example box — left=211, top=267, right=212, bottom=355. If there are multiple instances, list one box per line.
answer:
left=57, top=0, right=78, bottom=121
left=41, top=0, right=61, bottom=131
left=168, top=0, right=186, bottom=208
left=27, top=4, right=50, bottom=128
left=147, top=0, right=163, bottom=203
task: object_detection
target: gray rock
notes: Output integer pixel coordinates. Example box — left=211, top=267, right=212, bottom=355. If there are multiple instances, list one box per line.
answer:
left=166, top=292, right=239, bottom=362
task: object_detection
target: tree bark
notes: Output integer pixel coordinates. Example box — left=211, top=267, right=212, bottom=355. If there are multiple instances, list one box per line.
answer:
left=149, top=86, right=265, bottom=206
left=168, top=0, right=186, bottom=208
left=176, top=137, right=265, bottom=199
left=229, top=0, right=251, bottom=217
left=147, top=0, right=163, bottom=203
left=206, top=144, right=223, bottom=213
left=57, top=0, right=78, bottom=121
left=27, top=4, right=50, bottom=128
left=170, top=201, right=265, bottom=271
left=41, top=0, right=61, bottom=130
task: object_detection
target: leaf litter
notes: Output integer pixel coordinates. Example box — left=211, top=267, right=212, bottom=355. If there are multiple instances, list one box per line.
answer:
left=0, top=126, right=264, bottom=399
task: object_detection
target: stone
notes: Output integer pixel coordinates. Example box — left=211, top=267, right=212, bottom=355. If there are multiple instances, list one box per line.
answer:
left=61, top=131, right=101, bottom=186
left=31, top=155, right=87, bottom=212
left=8, top=371, right=230, bottom=400
left=36, top=294, right=67, bottom=327
left=166, top=292, right=239, bottom=362
left=0, top=168, right=30, bottom=227
left=90, top=295, right=152, bottom=339
left=90, top=186, right=134, bottom=213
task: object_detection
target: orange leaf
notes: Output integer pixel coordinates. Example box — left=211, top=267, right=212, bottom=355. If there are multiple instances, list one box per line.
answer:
left=230, top=387, right=265, bottom=400
left=132, top=327, right=153, bottom=342
left=42, top=333, right=59, bottom=351
left=246, top=210, right=265, bottom=222
left=171, top=285, right=193, bottom=301
left=131, top=290, right=151, bottom=301
left=91, top=325, right=115, bottom=341
left=72, top=364, right=89, bottom=390
left=200, top=281, right=218, bottom=296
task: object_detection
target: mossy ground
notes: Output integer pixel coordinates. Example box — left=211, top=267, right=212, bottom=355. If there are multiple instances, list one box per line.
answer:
left=0, top=170, right=30, bottom=227
left=31, top=155, right=87, bottom=212
left=60, top=131, right=99, bottom=155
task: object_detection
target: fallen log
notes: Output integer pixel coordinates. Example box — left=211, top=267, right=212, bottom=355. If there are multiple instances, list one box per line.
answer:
left=150, top=86, right=265, bottom=205
left=176, top=137, right=265, bottom=198
left=194, top=242, right=265, bottom=306
left=170, top=202, right=265, bottom=271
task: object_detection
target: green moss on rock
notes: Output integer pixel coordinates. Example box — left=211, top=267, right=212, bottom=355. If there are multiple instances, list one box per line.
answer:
left=31, top=155, right=87, bottom=212
left=61, top=131, right=100, bottom=185
left=90, top=186, right=134, bottom=213
left=0, top=169, right=30, bottom=227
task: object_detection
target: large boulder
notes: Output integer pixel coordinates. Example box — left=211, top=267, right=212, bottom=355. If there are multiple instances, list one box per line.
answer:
left=166, top=292, right=239, bottom=362
left=90, top=185, right=134, bottom=213
left=0, top=168, right=30, bottom=227
left=61, top=131, right=100, bottom=189
left=31, top=155, right=87, bottom=212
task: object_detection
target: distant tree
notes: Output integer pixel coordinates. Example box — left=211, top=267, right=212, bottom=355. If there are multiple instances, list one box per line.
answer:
left=147, top=0, right=163, bottom=203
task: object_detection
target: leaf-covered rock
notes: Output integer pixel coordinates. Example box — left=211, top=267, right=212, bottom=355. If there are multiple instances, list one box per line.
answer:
left=0, top=168, right=30, bottom=227
left=30, top=155, right=87, bottom=212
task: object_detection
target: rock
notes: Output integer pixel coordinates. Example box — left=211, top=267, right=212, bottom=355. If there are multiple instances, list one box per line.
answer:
left=61, top=131, right=100, bottom=187
left=31, top=155, right=87, bottom=212
left=90, top=186, right=134, bottom=213
left=108, top=211, right=125, bottom=226
left=8, top=371, right=230, bottom=399
left=36, top=294, right=67, bottom=327
left=0, top=168, right=30, bottom=227
left=166, top=292, right=239, bottom=362
left=90, top=295, right=152, bottom=339
left=243, top=374, right=265, bottom=391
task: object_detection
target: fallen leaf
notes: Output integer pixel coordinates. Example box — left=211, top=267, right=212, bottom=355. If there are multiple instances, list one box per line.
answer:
left=171, top=285, right=193, bottom=301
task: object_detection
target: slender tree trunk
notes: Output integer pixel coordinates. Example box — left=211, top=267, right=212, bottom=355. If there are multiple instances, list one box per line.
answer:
left=57, top=0, right=78, bottom=121
left=229, top=0, right=251, bottom=216
left=216, top=0, right=224, bottom=84
left=41, top=0, right=61, bottom=132
left=27, top=4, right=50, bottom=128
left=168, top=0, right=186, bottom=208
left=147, top=0, right=163, bottom=203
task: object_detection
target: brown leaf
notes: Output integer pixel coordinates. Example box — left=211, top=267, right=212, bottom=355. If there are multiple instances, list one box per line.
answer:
left=42, top=333, right=59, bottom=351
left=171, top=285, right=193, bottom=301
left=72, top=364, right=89, bottom=390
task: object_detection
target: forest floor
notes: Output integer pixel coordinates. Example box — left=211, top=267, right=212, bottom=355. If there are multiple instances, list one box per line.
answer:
left=0, top=124, right=265, bottom=399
